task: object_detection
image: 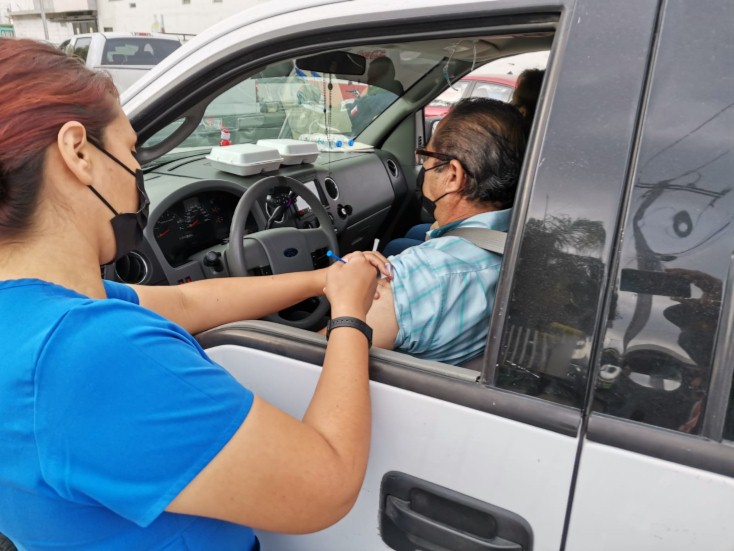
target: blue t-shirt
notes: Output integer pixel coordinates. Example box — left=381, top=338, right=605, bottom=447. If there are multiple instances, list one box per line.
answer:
left=0, top=279, right=256, bottom=550
left=388, top=209, right=510, bottom=364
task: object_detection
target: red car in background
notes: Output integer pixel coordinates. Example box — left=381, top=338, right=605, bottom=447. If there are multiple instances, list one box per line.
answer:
left=424, top=74, right=517, bottom=118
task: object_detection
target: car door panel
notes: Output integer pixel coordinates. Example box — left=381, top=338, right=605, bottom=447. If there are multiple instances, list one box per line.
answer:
left=566, top=440, right=734, bottom=550
left=205, top=338, right=579, bottom=550
left=565, top=0, right=734, bottom=548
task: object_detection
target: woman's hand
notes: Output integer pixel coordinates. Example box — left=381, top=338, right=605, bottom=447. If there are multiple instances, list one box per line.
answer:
left=344, top=250, right=393, bottom=282
left=324, top=252, right=380, bottom=320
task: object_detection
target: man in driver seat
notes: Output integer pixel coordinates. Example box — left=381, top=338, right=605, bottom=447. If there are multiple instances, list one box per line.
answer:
left=364, top=98, right=527, bottom=364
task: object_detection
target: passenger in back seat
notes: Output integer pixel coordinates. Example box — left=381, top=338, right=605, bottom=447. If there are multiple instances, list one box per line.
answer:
left=510, top=68, right=545, bottom=123
left=358, top=98, right=527, bottom=364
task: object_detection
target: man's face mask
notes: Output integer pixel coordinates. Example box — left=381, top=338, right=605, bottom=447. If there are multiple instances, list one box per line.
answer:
left=417, top=162, right=452, bottom=218
left=87, top=138, right=150, bottom=263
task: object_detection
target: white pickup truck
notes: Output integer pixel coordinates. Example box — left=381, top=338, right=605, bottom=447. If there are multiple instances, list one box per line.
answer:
left=59, top=32, right=181, bottom=93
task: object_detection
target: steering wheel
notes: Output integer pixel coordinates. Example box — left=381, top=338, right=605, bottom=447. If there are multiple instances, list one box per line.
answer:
left=228, top=175, right=338, bottom=329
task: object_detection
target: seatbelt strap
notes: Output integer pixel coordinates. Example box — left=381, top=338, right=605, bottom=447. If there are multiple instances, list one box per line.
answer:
left=442, top=227, right=507, bottom=255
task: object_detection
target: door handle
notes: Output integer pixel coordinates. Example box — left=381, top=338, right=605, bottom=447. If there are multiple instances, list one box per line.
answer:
left=380, top=472, right=533, bottom=551
left=386, top=496, right=522, bottom=551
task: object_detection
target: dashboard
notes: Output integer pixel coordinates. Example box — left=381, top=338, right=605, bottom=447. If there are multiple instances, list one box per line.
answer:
left=153, top=190, right=257, bottom=268
left=108, top=150, right=410, bottom=286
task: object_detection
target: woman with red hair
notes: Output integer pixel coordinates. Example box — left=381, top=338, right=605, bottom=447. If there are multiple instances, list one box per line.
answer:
left=0, top=39, right=381, bottom=549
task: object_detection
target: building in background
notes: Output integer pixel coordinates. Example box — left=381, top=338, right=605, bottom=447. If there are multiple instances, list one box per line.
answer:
left=5, top=0, right=267, bottom=44
left=96, top=0, right=267, bottom=40
left=7, top=1, right=97, bottom=43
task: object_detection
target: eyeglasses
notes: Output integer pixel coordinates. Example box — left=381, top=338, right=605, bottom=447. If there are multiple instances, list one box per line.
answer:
left=414, top=148, right=474, bottom=178
left=415, top=148, right=453, bottom=166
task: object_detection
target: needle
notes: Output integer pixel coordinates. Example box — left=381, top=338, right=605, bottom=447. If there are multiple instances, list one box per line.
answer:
left=326, top=250, right=347, bottom=264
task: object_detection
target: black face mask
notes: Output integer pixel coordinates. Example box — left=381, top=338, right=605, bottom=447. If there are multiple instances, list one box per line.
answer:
left=87, top=139, right=150, bottom=263
left=417, top=163, right=452, bottom=218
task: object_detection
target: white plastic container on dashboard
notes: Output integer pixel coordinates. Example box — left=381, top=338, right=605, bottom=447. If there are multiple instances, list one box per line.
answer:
left=206, top=144, right=283, bottom=176
left=256, top=139, right=320, bottom=165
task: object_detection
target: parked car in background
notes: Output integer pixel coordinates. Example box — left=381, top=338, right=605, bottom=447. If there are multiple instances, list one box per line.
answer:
left=59, top=32, right=181, bottom=92
left=424, top=73, right=517, bottom=118
left=422, top=72, right=517, bottom=138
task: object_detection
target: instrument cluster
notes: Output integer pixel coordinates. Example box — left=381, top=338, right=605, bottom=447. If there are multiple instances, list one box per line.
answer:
left=153, top=190, right=256, bottom=267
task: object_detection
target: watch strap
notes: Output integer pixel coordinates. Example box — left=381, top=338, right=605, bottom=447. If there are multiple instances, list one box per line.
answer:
left=326, top=316, right=373, bottom=348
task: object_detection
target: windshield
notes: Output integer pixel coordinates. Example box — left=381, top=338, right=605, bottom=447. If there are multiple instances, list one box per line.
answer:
left=163, top=70, right=399, bottom=151
left=102, top=37, right=180, bottom=66
left=145, top=43, right=446, bottom=160
left=142, top=42, right=550, bottom=165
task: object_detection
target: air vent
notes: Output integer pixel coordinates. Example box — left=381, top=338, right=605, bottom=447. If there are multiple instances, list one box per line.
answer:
left=114, top=251, right=150, bottom=285
left=386, top=159, right=399, bottom=178
left=324, top=177, right=339, bottom=200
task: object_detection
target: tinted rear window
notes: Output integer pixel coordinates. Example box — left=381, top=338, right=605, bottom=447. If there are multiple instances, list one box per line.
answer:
left=101, top=38, right=180, bottom=66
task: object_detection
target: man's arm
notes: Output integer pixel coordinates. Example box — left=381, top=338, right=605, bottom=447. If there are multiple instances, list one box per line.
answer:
left=365, top=279, right=399, bottom=349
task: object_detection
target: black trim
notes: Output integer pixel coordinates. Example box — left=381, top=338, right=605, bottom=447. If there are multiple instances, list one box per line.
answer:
left=587, top=414, right=734, bottom=479
left=196, top=321, right=580, bottom=437
left=557, top=0, right=666, bottom=547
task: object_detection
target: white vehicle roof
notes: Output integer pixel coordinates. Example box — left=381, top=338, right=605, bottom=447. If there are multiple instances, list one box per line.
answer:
left=75, top=31, right=181, bottom=41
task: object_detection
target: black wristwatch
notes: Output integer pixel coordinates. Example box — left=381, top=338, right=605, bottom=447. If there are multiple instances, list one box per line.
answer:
left=326, top=316, right=373, bottom=348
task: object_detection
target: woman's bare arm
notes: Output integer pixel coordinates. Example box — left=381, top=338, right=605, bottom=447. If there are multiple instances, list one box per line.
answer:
left=166, top=254, right=379, bottom=532
left=132, top=271, right=326, bottom=334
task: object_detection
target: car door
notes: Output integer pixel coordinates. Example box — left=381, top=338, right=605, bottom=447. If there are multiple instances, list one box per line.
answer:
left=563, top=1, right=734, bottom=549
left=185, top=0, right=660, bottom=548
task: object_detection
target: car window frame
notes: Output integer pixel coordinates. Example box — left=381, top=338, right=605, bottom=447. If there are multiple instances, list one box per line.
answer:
left=130, top=10, right=559, bottom=160
left=480, top=0, right=661, bottom=418
left=128, top=0, right=659, bottom=437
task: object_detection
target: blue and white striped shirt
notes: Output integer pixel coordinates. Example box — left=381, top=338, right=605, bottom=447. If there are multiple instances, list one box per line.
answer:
left=388, top=209, right=511, bottom=364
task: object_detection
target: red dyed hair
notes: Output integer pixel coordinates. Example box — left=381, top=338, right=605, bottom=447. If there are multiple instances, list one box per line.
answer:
left=0, top=38, right=119, bottom=237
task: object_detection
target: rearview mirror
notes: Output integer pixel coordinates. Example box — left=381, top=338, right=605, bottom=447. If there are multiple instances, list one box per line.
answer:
left=296, top=51, right=367, bottom=76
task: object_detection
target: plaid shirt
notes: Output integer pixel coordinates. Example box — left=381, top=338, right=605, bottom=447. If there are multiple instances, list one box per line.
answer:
left=388, top=209, right=511, bottom=364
